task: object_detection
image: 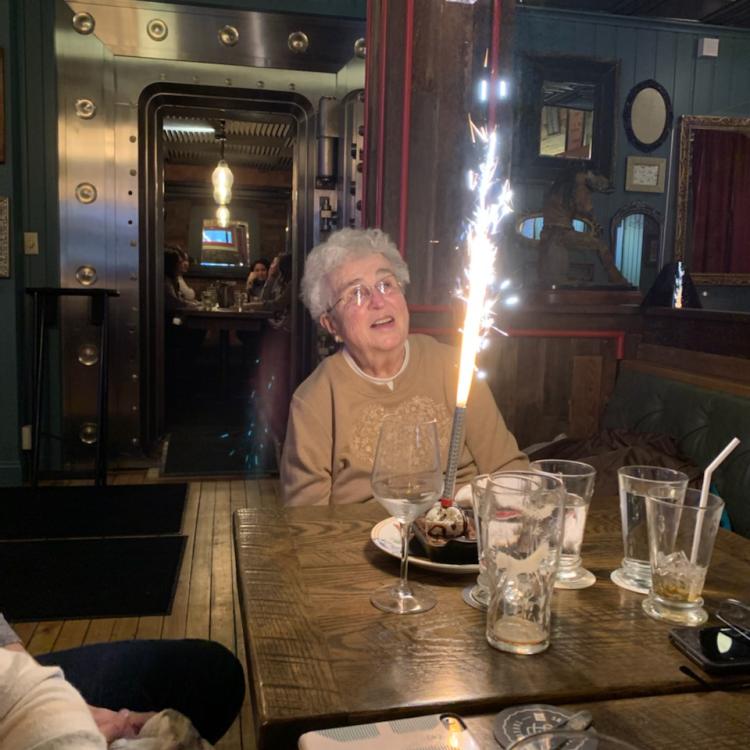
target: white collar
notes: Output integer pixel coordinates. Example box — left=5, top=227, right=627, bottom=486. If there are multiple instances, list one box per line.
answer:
left=342, top=340, right=410, bottom=391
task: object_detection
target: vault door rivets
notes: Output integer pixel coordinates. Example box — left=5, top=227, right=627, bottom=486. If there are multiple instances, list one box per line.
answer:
left=288, top=31, right=309, bottom=53
left=75, top=182, right=98, bottom=204
left=75, top=98, right=97, bottom=119
left=219, top=25, right=240, bottom=47
left=147, top=18, right=168, bottom=41
left=72, top=12, right=95, bottom=34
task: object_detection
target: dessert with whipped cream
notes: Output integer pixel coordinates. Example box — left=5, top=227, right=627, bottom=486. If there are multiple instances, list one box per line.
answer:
left=412, top=500, right=477, bottom=564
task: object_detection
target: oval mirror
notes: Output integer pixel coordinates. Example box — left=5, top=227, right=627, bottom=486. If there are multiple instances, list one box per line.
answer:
left=623, top=80, right=672, bottom=152
left=610, top=202, right=662, bottom=287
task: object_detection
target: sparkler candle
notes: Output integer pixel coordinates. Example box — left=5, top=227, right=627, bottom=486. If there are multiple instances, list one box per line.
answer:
left=441, top=128, right=512, bottom=505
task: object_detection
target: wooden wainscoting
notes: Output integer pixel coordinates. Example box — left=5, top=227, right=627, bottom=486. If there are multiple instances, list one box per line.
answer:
left=480, top=332, right=620, bottom=449
left=11, top=472, right=280, bottom=750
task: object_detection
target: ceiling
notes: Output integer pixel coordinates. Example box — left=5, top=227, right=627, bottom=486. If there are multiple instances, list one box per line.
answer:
left=518, top=0, right=750, bottom=28
left=163, top=117, right=295, bottom=172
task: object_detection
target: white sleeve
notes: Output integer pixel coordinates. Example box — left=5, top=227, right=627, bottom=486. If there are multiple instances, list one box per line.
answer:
left=0, top=649, right=106, bottom=750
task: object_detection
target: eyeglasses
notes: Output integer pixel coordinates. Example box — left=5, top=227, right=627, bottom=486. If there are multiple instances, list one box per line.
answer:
left=327, top=274, right=402, bottom=312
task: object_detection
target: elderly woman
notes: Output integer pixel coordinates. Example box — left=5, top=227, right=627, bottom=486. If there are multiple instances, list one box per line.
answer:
left=280, top=228, right=527, bottom=506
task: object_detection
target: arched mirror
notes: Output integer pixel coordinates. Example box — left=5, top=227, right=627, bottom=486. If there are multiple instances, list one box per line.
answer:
left=623, top=80, right=673, bottom=153
left=610, top=202, right=661, bottom=288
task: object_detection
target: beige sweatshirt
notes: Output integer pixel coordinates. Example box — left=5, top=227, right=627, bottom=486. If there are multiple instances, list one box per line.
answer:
left=0, top=649, right=105, bottom=750
left=281, top=334, right=527, bottom=506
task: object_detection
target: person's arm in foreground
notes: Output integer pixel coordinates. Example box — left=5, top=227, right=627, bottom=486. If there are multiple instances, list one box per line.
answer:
left=0, top=614, right=152, bottom=743
left=0, top=647, right=106, bottom=749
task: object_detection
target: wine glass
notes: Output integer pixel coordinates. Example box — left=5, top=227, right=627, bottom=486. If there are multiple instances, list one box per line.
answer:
left=370, top=415, right=443, bottom=614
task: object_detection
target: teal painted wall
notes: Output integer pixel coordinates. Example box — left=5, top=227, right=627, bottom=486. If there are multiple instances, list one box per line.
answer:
left=0, top=0, right=23, bottom=483
left=515, top=8, right=750, bottom=305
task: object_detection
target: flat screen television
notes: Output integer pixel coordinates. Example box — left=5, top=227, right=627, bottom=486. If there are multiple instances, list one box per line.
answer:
left=200, top=221, right=249, bottom=267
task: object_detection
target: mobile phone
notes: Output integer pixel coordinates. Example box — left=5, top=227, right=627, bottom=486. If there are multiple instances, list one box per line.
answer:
left=298, top=713, right=480, bottom=749
left=669, top=625, right=750, bottom=674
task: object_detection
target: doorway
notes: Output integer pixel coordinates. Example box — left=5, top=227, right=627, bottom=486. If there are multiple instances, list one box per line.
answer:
left=140, top=85, right=315, bottom=474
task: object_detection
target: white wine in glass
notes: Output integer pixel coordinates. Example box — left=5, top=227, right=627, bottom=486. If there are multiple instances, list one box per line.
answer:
left=370, top=415, right=442, bottom=614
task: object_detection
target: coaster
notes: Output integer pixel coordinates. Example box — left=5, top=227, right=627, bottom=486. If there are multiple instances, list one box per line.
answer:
left=462, top=584, right=488, bottom=611
left=555, top=568, right=597, bottom=590
left=493, top=705, right=595, bottom=749
left=610, top=568, right=649, bottom=595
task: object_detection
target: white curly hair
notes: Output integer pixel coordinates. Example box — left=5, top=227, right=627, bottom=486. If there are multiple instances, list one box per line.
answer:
left=301, top=228, right=410, bottom=319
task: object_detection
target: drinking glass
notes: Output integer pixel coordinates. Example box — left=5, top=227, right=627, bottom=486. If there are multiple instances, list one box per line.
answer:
left=611, top=466, right=688, bottom=594
left=508, top=729, right=641, bottom=749
left=642, top=487, right=724, bottom=626
left=531, top=460, right=597, bottom=589
left=233, top=289, right=247, bottom=310
left=484, top=471, right=565, bottom=654
left=370, top=415, right=443, bottom=614
left=464, top=473, right=491, bottom=609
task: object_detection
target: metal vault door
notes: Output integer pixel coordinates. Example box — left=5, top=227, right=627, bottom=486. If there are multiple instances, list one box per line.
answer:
left=55, top=0, right=364, bottom=467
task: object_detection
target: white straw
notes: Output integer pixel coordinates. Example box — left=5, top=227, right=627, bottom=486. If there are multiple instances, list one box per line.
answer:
left=690, top=437, right=740, bottom=564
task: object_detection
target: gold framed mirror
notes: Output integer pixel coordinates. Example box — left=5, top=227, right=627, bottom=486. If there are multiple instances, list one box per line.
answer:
left=674, top=114, right=750, bottom=285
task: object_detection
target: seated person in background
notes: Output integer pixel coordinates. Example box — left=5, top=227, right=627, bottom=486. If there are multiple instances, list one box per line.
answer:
left=245, top=257, right=270, bottom=300
left=1, top=613, right=244, bottom=745
left=164, top=248, right=200, bottom=313
left=251, top=253, right=293, bottom=447
left=175, top=247, right=197, bottom=302
left=280, top=228, right=528, bottom=506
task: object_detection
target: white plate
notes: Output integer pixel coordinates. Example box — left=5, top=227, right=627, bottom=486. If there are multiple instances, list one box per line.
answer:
left=370, top=517, right=479, bottom=574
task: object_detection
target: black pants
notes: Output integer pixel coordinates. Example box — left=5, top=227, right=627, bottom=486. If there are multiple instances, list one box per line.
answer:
left=37, top=638, right=245, bottom=744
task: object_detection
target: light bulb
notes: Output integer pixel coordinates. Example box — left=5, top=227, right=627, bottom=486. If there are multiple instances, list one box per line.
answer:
left=216, top=205, right=230, bottom=227
left=212, top=159, right=234, bottom=205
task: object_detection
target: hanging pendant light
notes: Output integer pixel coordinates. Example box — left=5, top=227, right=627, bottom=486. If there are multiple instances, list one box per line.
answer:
left=212, top=120, right=234, bottom=207
left=216, top=205, right=230, bottom=227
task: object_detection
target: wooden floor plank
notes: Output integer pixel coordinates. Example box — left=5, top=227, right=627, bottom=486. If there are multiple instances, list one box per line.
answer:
left=232, top=481, right=257, bottom=750
left=84, top=618, right=116, bottom=645
left=13, top=622, right=38, bottom=646
left=26, top=621, right=64, bottom=656
left=210, top=481, right=235, bottom=653
left=53, top=619, right=91, bottom=652
left=186, top=482, right=216, bottom=640
left=110, top=617, right=139, bottom=641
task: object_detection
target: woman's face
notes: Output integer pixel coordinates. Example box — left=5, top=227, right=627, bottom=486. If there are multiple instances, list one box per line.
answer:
left=321, top=253, right=409, bottom=365
left=253, top=262, right=268, bottom=280
left=179, top=254, right=190, bottom=274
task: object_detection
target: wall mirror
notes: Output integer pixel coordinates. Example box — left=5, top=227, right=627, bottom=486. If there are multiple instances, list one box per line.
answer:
left=517, top=55, right=618, bottom=181
left=675, top=115, right=750, bottom=285
left=609, top=202, right=661, bottom=288
left=623, top=79, right=672, bottom=152
left=517, top=212, right=593, bottom=239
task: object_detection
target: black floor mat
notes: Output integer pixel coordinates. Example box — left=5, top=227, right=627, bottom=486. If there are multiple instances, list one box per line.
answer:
left=162, top=426, right=277, bottom=477
left=0, top=484, right=187, bottom=540
left=0, top=535, right=186, bottom=621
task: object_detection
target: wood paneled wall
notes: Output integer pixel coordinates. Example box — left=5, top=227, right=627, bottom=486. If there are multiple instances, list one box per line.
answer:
left=365, top=0, right=497, bottom=304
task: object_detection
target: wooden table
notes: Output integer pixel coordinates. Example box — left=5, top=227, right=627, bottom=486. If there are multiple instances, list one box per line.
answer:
left=180, top=308, right=272, bottom=387
left=233, top=500, right=750, bottom=749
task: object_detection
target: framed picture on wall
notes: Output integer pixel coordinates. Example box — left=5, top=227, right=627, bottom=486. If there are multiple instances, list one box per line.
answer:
left=625, top=155, right=666, bottom=193
left=0, top=48, right=4, bottom=164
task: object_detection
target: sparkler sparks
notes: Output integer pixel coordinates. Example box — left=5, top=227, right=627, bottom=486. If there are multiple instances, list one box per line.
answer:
left=441, top=122, right=514, bottom=504
left=455, top=124, right=513, bottom=407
